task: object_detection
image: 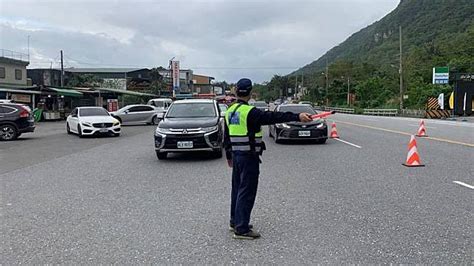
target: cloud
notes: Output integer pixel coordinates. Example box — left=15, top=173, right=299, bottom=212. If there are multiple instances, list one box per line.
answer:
left=0, top=0, right=399, bottom=82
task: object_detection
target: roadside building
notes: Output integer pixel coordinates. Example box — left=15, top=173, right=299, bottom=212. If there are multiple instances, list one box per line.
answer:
left=192, top=74, right=223, bottom=95
left=0, top=49, right=41, bottom=107
left=0, top=49, right=30, bottom=87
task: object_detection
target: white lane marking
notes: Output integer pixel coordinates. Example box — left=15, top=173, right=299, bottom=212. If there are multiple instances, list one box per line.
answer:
left=334, top=138, right=362, bottom=149
left=408, top=124, right=437, bottom=129
left=335, top=113, right=474, bottom=128
left=453, top=181, right=474, bottom=190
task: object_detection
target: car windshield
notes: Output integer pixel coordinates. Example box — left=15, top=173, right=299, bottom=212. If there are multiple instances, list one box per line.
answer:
left=279, top=105, right=316, bottom=114
left=166, top=103, right=216, bottom=118
left=252, top=102, right=267, bottom=107
left=219, top=104, right=228, bottom=111
left=79, top=108, right=109, bottom=117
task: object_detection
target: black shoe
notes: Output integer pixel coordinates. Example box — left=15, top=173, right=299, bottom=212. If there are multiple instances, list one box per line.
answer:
left=233, top=230, right=261, bottom=240
left=229, top=223, right=253, bottom=232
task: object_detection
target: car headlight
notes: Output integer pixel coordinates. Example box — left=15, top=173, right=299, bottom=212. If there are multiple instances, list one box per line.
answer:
left=81, top=122, right=92, bottom=127
left=316, top=123, right=325, bottom=129
left=156, top=127, right=171, bottom=134
left=276, top=123, right=290, bottom=129
left=202, top=126, right=218, bottom=132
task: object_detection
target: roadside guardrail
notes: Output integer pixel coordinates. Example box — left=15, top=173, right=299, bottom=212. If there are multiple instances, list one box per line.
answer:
left=315, top=106, right=355, bottom=114
left=399, top=109, right=426, bottom=118
left=363, top=108, right=398, bottom=116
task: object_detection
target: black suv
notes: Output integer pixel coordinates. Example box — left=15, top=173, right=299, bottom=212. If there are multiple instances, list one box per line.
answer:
left=154, top=99, right=224, bottom=159
left=0, top=103, right=35, bottom=141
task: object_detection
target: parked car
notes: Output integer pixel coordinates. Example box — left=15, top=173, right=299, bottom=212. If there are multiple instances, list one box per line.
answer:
left=0, top=99, right=13, bottom=104
left=154, top=99, right=224, bottom=159
left=0, top=103, right=35, bottom=141
left=268, top=104, right=327, bottom=144
left=110, top=104, right=160, bottom=125
left=66, top=107, right=121, bottom=137
left=298, top=101, right=314, bottom=107
left=147, top=98, right=172, bottom=119
left=274, top=99, right=282, bottom=105
left=250, top=101, right=269, bottom=111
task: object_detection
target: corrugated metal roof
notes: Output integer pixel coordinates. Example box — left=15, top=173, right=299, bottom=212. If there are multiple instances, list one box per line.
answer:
left=62, top=68, right=148, bottom=73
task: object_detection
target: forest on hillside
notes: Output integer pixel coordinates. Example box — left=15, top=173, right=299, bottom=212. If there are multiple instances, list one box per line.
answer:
left=253, top=0, right=474, bottom=109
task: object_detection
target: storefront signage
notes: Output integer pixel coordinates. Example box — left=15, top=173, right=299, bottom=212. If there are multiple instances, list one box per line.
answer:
left=11, top=94, right=31, bottom=103
left=172, top=60, right=180, bottom=92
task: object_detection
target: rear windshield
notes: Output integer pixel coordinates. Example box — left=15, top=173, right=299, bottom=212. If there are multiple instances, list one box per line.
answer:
left=79, top=108, right=109, bottom=117
left=252, top=102, right=267, bottom=107
left=166, top=103, right=216, bottom=118
left=279, top=105, right=315, bottom=114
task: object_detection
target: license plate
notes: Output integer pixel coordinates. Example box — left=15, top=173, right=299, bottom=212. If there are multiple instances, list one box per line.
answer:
left=99, top=128, right=108, bottom=133
left=298, top=130, right=311, bottom=137
left=177, top=141, right=193, bottom=148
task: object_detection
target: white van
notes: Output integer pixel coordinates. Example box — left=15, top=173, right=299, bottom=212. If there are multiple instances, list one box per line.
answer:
left=147, top=98, right=173, bottom=119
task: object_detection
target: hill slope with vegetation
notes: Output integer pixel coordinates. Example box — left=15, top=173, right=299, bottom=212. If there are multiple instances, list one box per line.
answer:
left=255, top=0, right=474, bottom=109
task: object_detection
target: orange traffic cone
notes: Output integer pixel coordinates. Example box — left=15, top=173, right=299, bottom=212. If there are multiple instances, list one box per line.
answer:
left=416, top=120, right=428, bottom=137
left=330, top=122, right=339, bottom=138
left=403, top=135, right=425, bottom=167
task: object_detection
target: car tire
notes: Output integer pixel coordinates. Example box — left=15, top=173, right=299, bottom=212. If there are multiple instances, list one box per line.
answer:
left=212, top=148, right=223, bottom=158
left=66, top=122, right=72, bottom=134
left=113, top=133, right=121, bottom=137
left=77, top=125, right=84, bottom=138
left=0, top=124, right=18, bottom=141
left=151, top=115, right=160, bottom=125
left=156, top=151, right=167, bottom=160
left=315, top=138, right=327, bottom=144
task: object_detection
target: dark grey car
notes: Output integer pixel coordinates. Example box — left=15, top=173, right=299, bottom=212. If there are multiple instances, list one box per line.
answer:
left=110, top=104, right=160, bottom=125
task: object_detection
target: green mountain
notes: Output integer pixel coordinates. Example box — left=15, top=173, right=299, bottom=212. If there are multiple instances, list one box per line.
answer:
left=294, top=0, right=474, bottom=76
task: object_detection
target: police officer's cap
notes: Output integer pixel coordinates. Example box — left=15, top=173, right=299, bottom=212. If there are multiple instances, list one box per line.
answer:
left=236, top=78, right=252, bottom=96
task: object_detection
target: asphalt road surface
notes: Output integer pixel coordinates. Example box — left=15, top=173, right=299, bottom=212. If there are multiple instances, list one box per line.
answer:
left=1, top=115, right=472, bottom=264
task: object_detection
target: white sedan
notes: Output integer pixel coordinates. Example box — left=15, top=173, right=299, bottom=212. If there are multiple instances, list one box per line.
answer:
left=66, top=107, right=121, bottom=137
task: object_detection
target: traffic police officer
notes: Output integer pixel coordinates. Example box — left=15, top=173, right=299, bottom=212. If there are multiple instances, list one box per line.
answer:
left=224, top=78, right=313, bottom=239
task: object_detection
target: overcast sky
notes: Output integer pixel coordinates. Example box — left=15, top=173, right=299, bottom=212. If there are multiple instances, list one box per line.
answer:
left=0, top=0, right=399, bottom=83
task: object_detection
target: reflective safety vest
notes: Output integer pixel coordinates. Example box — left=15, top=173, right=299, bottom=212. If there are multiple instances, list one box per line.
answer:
left=225, top=103, right=264, bottom=154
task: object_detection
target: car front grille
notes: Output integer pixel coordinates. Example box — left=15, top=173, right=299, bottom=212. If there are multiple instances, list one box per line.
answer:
left=93, top=123, right=113, bottom=128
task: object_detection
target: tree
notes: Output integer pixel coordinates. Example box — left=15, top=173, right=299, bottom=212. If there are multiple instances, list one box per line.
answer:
left=149, top=67, right=165, bottom=95
left=67, top=74, right=103, bottom=87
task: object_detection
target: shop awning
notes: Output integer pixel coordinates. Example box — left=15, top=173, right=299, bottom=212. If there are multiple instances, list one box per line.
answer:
left=48, top=87, right=83, bottom=97
left=0, top=88, right=42, bottom=94
left=96, top=87, right=157, bottom=97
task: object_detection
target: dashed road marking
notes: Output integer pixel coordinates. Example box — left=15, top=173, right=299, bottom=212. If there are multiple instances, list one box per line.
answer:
left=453, top=181, right=474, bottom=190
left=334, top=120, right=474, bottom=148
left=334, top=138, right=362, bottom=149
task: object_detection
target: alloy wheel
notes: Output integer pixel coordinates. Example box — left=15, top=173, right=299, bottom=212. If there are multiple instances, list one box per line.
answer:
left=0, top=125, right=16, bottom=140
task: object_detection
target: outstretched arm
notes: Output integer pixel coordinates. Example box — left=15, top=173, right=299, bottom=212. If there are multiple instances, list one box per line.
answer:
left=250, top=108, right=312, bottom=126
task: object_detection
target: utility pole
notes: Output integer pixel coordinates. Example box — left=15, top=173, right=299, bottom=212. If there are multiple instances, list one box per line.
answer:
left=295, top=74, right=298, bottom=98
left=325, top=58, right=329, bottom=106
left=301, top=74, right=304, bottom=96
left=60, top=50, right=64, bottom=87
left=347, top=77, right=350, bottom=106
left=399, top=25, right=403, bottom=110
left=27, top=35, right=30, bottom=62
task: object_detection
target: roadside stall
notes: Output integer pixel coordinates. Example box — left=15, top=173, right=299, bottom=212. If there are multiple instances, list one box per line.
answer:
left=39, top=87, right=84, bottom=120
